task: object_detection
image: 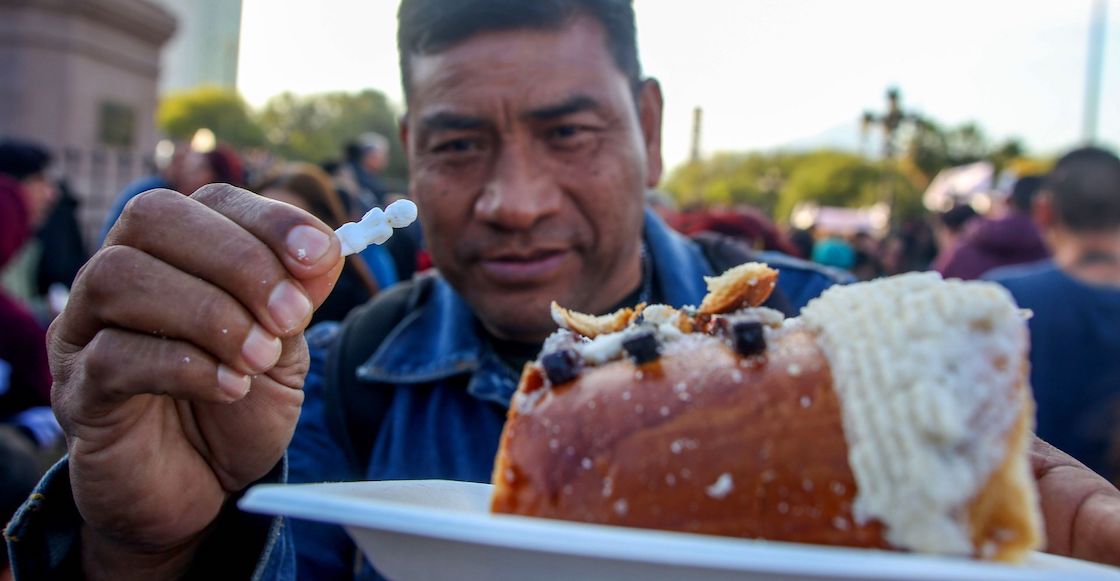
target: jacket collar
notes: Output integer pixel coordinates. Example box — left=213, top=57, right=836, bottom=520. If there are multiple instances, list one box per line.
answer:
left=357, top=207, right=713, bottom=406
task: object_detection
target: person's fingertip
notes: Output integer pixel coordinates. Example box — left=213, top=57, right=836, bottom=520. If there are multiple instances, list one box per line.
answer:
left=217, top=364, right=251, bottom=401
left=241, top=325, right=283, bottom=371
left=286, top=225, right=332, bottom=265
left=267, top=282, right=312, bottom=335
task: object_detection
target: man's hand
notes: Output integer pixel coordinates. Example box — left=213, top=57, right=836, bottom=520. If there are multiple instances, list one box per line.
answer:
left=49, top=185, right=344, bottom=580
left=1031, top=436, right=1120, bottom=566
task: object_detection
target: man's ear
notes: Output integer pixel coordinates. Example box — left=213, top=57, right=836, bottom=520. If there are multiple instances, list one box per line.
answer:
left=637, top=78, right=664, bottom=188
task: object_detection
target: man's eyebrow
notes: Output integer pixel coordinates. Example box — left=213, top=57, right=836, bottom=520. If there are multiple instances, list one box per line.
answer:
left=524, top=95, right=602, bottom=121
left=419, top=112, right=488, bottom=132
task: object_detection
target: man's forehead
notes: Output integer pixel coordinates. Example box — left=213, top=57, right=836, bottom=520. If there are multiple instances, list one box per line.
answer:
left=405, top=16, right=628, bottom=114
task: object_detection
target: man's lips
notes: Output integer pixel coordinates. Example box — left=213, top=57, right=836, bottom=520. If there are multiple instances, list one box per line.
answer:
left=479, top=249, right=570, bottom=282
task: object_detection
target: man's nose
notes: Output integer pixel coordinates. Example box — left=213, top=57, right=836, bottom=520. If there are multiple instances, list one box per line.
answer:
left=474, top=143, right=561, bottom=230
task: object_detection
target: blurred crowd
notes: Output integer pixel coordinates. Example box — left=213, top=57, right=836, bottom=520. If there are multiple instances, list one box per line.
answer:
left=1, top=126, right=1119, bottom=576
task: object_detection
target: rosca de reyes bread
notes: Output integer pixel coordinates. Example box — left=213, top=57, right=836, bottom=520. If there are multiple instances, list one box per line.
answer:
left=490, top=264, right=1043, bottom=562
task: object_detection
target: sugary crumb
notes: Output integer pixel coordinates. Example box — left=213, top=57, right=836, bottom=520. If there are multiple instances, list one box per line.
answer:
left=182, top=356, right=190, bottom=364
left=799, top=395, right=812, bottom=408
left=581, top=457, right=593, bottom=470
left=613, top=498, right=629, bottom=516
left=706, top=473, right=734, bottom=499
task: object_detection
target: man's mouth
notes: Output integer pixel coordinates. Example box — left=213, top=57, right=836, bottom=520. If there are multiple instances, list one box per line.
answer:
left=479, top=249, right=570, bottom=283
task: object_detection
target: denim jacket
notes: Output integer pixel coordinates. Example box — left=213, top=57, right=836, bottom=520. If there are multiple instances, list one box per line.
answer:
left=6, top=209, right=844, bottom=580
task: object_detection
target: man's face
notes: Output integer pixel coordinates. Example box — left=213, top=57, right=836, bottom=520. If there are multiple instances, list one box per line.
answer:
left=402, top=16, right=663, bottom=342
left=21, top=173, right=56, bottom=227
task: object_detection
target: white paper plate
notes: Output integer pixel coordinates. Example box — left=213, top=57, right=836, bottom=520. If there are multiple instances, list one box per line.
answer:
left=240, top=479, right=1120, bottom=581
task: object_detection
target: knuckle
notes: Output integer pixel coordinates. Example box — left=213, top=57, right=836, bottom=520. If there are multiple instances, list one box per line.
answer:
left=81, top=331, right=121, bottom=388
left=192, top=182, right=247, bottom=205
left=120, top=188, right=181, bottom=227
left=78, top=245, right=139, bottom=305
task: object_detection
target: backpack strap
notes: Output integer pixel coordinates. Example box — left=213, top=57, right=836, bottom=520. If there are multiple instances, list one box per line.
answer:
left=322, top=276, right=434, bottom=477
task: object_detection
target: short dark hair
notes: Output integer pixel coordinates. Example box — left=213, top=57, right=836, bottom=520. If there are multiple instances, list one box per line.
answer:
left=397, top=0, right=642, bottom=100
left=938, top=204, right=978, bottom=233
left=1044, top=147, right=1120, bottom=232
left=1008, top=174, right=1044, bottom=214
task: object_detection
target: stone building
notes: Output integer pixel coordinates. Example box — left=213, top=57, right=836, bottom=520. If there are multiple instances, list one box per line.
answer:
left=0, top=0, right=176, bottom=247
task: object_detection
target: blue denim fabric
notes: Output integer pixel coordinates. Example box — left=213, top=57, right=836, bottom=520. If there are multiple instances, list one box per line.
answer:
left=6, top=209, right=844, bottom=579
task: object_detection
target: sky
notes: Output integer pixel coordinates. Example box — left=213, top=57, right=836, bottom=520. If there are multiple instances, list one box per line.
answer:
left=238, top=0, right=1120, bottom=172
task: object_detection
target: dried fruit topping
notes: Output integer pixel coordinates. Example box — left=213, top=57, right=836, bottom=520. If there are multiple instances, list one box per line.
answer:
left=541, top=348, right=582, bottom=385
left=622, top=331, right=661, bottom=364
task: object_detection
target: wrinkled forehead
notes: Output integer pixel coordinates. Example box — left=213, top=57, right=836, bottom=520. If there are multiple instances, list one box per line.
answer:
left=405, top=17, right=632, bottom=118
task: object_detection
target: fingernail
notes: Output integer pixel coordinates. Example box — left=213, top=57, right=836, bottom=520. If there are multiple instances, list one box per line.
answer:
left=241, top=325, right=282, bottom=371
left=267, top=281, right=312, bottom=333
left=286, top=225, right=331, bottom=264
left=217, top=364, right=251, bottom=400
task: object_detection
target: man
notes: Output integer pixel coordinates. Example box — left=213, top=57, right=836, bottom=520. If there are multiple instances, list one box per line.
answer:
left=939, top=174, right=1050, bottom=280
left=988, top=147, right=1120, bottom=483
left=6, top=2, right=1120, bottom=579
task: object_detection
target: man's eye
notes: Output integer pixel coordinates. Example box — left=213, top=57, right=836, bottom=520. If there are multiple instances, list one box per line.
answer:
left=432, top=138, right=480, bottom=154
left=545, top=125, right=597, bottom=151
left=547, top=125, right=583, bottom=140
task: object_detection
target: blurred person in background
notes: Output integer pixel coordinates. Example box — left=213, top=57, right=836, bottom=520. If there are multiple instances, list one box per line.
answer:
left=788, top=226, right=815, bottom=260
left=0, top=140, right=58, bottom=320
left=988, top=147, right=1120, bottom=483
left=931, top=203, right=979, bottom=273
left=850, top=230, right=884, bottom=281
left=254, top=163, right=397, bottom=324
left=98, top=140, right=187, bottom=247
left=880, top=219, right=937, bottom=276
left=337, top=132, right=392, bottom=212
left=940, top=175, right=1049, bottom=280
left=669, top=206, right=800, bottom=257
left=0, top=140, right=53, bottom=418
left=177, top=144, right=246, bottom=195
left=34, top=179, right=89, bottom=307
left=811, top=233, right=856, bottom=271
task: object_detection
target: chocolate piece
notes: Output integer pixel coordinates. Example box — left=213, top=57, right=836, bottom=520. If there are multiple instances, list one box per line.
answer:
left=622, top=332, right=660, bottom=364
left=729, top=320, right=766, bottom=356
left=541, top=349, right=581, bottom=385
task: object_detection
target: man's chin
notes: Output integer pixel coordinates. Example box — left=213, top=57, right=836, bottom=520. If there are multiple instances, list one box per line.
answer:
left=467, top=290, right=565, bottom=343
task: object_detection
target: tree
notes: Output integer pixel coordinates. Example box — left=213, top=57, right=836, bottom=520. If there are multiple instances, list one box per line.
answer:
left=157, top=86, right=265, bottom=148
left=663, top=152, right=797, bottom=216
left=775, top=151, right=887, bottom=221
left=907, top=119, right=1026, bottom=184
left=257, top=89, right=407, bottom=182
